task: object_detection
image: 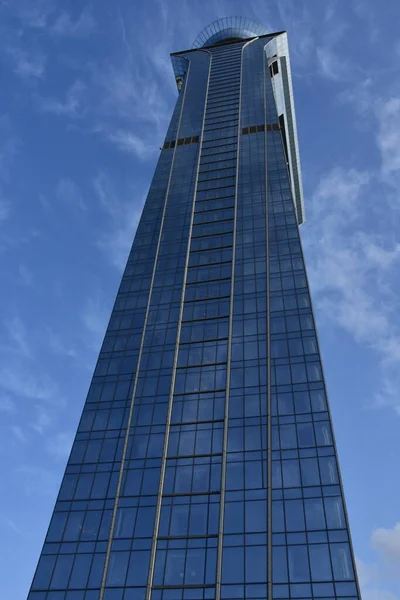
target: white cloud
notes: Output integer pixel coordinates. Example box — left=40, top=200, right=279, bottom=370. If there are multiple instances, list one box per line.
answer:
left=372, top=523, right=400, bottom=561
left=356, top=553, right=400, bottom=600
left=30, top=406, right=52, bottom=435
left=363, top=590, right=399, bottom=600
left=358, top=233, right=400, bottom=269
left=340, top=83, right=400, bottom=183
left=304, top=166, right=400, bottom=415
left=376, top=98, right=400, bottom=177
left=56, top=178, right=87, bottom=212
left=316, top=46, right=346, bottom=82
left=310, top=167, right=370, bottom=220
left=105, top=129, right=157, bottom=159
left=37, top=80, right=86, bottom=117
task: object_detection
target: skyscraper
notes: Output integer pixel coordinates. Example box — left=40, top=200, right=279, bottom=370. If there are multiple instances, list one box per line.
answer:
left=27, top=17, right=361, bottom=600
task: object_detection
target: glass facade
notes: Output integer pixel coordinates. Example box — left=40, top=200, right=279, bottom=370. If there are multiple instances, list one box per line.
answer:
left=27, top=20, right=361, bottom=600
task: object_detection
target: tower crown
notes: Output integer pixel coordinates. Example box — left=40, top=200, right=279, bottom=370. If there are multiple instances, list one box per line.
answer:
left=192, top=16, right=268, bottom=48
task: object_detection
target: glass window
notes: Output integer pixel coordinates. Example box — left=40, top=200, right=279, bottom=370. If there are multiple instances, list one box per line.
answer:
left=224, top=502, right=244, bottom=534
left=297, top=423, right=315, bottom=448
left=246, top=545, right=267, bottom=583
left=246, top=500, right=266, bottom=533
left=319, top=456, right=339, bottom=485
left=126, top=551, right=151, bottom=586
left=64, top=511, right=84, bottom=541
left=31, top=556, right=56, bottom=590
left=165, top=550, right=185, bottom=585
left=46, top=512, right=67, bottom=542
left=285, top=500, right=305, bottom=532
left=288, top=546, right=309, bottom=582
left=272, top=546, right=288, bottom=583
left=170, top=504, right=189, bottom=536
left=222, top=547, right=244, bottom=584
left=50, top=554, right=74, bottom=589
left=304, top=497, right=326, bottom=531
left=300, top=458, right=320, bottom=487
left=81, top=510, right=102, bottom=540
left=330, top=543, right=354, bottom=580
left=106, top=552, right=129, bottom=586
left=69, top=554, right=92, bottom=588
left=185, top=549, right=205, bottom=584
left=115, top=508, right=136, bottom=538
left=309, top=544, right=332, bottom=581
left=324, top=496, right=346, bottom=529
left=282, top=460, right=301, bottom=487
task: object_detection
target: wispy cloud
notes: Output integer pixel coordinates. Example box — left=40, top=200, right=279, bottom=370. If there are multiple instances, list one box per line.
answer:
left=372, top=523, right=400, bottom=562
left=0, top=366, right=57, bottom=402
left=0, top=2, right=95, bottom=38
left=1, top=516, right=26, bottom=537
left=304, top=166, right=400, bottom=415
left=15, top=465, right=58, bottom=497
left=46, top=431, right=73, bottom=461
left=47, top=327, right=77, bottom=359
left=316, top=46, right=348, bottom=82
left=0, top=0, right=54, bottom=30
left=352, top=1, right=380, bottom=43
left=30, top=406, right=52, bottom=435
left=93, top=171, right=145, bottom=269
left=340, top=81, right=400, bottom=184
left=18, top=264, right=34, bottom=287
left=11, top=425, right=28, bottom=444
left=56, top=178, right=87, bottom=212
left=94, top=61, right=171, bottom=127
left=104, top=129, right=158, bottom=158
left=376, top=97, right=400, bottom=178
left=50, top=9, right=96, bottom=38
left=4, top=316, right=33, bottom=359
left=37, top=80, right=86, bottom=117
left=0, top=197, right=11, bottom=222
left=5, top=3, right=174, bottom=157
left=6, top=46, right=47, bottom=79
left=0, top=114, right=20, bottom=183
left=314, top=18, right=363, bottom=83
left=0, top=395, right=16, bottom=413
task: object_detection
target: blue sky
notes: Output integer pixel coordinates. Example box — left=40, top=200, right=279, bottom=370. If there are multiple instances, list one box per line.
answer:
left=0, top=0, right=399, bottom=598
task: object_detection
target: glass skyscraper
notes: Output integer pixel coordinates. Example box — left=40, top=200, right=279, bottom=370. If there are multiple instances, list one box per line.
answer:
left=28, top=17, right=361, bottom=600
